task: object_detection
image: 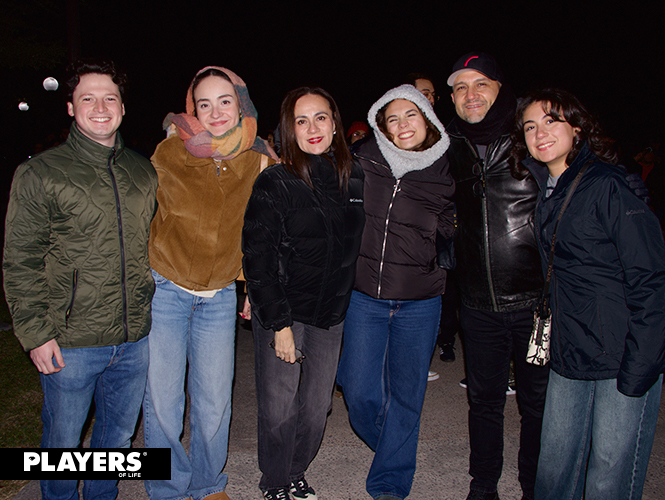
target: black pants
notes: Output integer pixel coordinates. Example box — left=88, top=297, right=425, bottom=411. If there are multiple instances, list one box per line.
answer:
left=438, top=273, right=460, bottom=346
left=461, top=305, right=549, bottom=498
left=253, top=319, right=344, bottom=491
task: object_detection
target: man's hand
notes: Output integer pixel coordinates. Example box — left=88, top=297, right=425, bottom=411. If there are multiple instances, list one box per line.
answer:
left=30, top=339, right=65, bottom=374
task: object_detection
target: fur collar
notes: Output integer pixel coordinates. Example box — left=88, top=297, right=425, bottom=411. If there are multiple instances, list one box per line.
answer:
left=367, top=84, right=449, bottom=179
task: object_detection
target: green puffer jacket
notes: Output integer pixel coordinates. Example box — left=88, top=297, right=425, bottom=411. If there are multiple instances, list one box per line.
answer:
left=3, top=123, right=158, bottom=351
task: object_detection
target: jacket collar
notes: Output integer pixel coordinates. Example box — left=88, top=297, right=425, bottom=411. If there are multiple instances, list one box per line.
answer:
left=183, top=145, right=252, bottom=180
left=354, top=136, right=386, bottom=166
left=67, top=122, right=124, bottom=164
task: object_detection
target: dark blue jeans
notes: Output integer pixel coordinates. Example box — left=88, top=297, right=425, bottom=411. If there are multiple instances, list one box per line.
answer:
left=39, top=336, right=149, bottom=500
left=461, top=305, right=549, bottom=498
left=337, top=291, right=441, bottom=500
left=254, top=319, right=344, bottom=491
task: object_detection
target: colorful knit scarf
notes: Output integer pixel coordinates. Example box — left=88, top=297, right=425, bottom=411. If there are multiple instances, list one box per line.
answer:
left=163, top=66, right=278, bottom=161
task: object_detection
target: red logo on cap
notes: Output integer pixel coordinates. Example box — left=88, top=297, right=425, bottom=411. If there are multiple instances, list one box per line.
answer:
left=464, top=56, right=479, bottom=67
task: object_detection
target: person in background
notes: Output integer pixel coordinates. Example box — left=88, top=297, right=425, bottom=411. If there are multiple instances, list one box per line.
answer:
left=405, top=72, right=438, bottom=108
left=337, top=84, right=454, bottom=500
left=243, top=86, right=364, bottom=500
left=143, top=66, right=277, bottom=500
left=347, top=120, right=370, bottom=150
left=512, top=88, right=665, bottom=500
left=3, top=59, right=157, bottom=500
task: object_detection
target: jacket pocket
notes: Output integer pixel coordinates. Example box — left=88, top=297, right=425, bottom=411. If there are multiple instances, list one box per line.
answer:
left=589, top=302, right=608, bottom=361
left=65, top=269, right=79, bottom=329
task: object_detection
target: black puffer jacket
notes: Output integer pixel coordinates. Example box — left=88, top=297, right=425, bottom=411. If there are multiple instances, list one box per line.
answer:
left=447, top=122, right=543, bottom=312
left=242, top=154, right=364, bottom=331
left=354, top=137, right=454, bottom=300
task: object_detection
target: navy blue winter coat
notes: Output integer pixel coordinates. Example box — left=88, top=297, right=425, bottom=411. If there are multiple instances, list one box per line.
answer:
left=525, top=143, right=665, bottom=397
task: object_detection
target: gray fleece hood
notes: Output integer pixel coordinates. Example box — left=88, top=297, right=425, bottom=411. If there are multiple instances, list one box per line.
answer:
left=367, top=84, right=450, bottom=179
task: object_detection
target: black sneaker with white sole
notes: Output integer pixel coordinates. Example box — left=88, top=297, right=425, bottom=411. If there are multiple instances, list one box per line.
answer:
left=263, top=487, right=290, bottom=500
left=289, top=478, right=317, bottom=500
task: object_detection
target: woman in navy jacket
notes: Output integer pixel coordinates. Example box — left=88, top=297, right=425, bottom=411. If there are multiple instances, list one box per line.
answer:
left=242, top=87, right=364, bottom=500
left=512, top=88, right=665, bottom=500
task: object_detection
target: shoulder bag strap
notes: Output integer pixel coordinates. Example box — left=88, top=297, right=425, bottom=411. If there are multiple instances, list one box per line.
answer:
left=538, top=161, right=591, bottom=316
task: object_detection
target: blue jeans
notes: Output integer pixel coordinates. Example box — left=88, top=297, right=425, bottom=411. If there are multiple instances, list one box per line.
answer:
left=143, top=270, right=236, bottom=500
left=39, top=336, right=149, bottom=500
left=535, top=370, right=663, bottom=500
left=461, top=306, right=549, bottom=497
left=254, top=319, right=344, bottom=491
left=337, top=291, right=441, bottom=500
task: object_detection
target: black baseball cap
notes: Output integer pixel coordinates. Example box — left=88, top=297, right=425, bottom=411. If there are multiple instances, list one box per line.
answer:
left=447, top=52, right=503, bottom=86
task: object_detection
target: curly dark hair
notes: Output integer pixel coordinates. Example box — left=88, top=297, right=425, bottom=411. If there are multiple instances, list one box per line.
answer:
left=510, top=88, right=617, bottom=179
left=66, top=59, right=127, bottom=102
left=279, top=87, right=353, bottom=191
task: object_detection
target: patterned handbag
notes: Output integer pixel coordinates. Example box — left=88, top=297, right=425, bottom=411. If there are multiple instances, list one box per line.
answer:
left=527, top=162, right=590, bottom=366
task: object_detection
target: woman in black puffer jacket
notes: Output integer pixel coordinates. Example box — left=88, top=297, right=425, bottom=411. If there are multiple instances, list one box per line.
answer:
left=336, top=84, right=455, bottom=500
left=242, top=87, right=364, bottom=500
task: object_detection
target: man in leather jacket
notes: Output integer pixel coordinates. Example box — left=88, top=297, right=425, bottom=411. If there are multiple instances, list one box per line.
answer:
left=445, top=52, right=549, bottom=500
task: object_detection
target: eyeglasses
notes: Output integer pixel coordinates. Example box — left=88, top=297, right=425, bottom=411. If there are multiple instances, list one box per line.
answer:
left=420, top=90, right=437, bottom=102
left=472, top=160, right=485, bottom=198
left=269, top=339, right=306, bottom=363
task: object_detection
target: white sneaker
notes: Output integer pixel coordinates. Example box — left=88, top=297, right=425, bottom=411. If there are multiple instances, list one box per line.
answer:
left=428, top=370, right=440, bottom=381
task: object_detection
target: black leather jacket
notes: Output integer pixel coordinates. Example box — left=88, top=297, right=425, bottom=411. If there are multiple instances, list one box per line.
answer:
left=447, top=124, right=543, bottom=312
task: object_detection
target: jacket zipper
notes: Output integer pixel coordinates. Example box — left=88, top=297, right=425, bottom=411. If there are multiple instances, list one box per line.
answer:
left=106, top=148, right=129, bottom=342
left=466, top=138, right=498, bottom=311
left=357, top=154, right=402, bottom=298
left=377, top=179, right=401, bottom=297
left=65, top=269, right=79, bottom=329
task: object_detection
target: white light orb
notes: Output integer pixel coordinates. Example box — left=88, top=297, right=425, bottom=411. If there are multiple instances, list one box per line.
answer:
left=43, top=77, right=59, bottom=91
left=19, top=102, right=29, bottom=111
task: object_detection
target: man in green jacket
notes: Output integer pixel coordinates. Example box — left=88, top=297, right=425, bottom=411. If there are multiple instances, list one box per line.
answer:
left=3, top=59, right=157, bottom=500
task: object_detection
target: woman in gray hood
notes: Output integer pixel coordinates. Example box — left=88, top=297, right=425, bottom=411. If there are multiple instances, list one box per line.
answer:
left=337, top=84, right=455, bottom=500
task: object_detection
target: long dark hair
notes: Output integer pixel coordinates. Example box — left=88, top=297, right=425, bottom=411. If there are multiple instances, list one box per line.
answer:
left=375, top=100, right=441, bottom=152
left=511, top=88, right=617, bottom=178
left=279, top=87, right=353, bottom=190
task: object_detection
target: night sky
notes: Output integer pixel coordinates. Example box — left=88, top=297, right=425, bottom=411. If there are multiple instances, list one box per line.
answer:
left=2, top=1, right=663, bottom=171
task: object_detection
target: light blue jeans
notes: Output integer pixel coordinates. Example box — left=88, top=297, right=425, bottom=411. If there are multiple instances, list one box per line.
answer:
left=143, top=270, right=236, bottom=500
left=39, top=336, right=149, bottom=500
left=337, top=290, right=441, bottom=500
left=535, top=370, right=663, bottom=500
